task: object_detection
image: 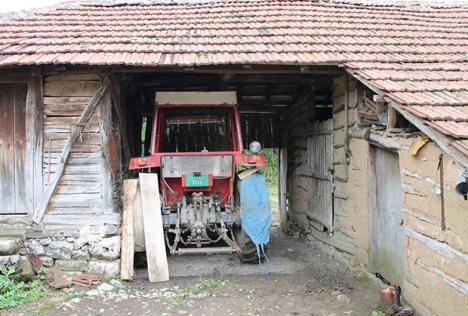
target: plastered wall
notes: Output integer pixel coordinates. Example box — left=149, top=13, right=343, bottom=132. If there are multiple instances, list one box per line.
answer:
left=289, top=74, right=468, bottom=315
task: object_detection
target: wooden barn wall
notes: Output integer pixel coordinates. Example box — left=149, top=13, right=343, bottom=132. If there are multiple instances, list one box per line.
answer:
left=0, top=71, right=123, bottom=278
left=285, top=86, right=317, bottom=228
left=42, top=74, right=116, bottom=216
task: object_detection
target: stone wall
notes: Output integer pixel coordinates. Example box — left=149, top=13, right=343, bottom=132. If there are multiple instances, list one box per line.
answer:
left=0, top=223, right=121, bottom=278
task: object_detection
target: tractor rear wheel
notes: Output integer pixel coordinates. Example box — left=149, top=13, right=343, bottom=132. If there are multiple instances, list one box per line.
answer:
left=234, top=227, right=266, bottom=264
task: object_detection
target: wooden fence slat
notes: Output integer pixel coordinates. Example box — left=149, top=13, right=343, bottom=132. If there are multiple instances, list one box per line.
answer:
left=121, top=179, right=138, bottom=281
left=139, top=173, right=169, bottom=283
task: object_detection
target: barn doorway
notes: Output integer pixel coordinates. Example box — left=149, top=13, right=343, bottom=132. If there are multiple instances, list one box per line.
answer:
left=118, top=68, right=339, bottom=272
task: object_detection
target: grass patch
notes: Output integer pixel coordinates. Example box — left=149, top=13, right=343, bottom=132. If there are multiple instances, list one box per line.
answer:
left=167, top=278, right=225, bottom=308
left=111, top=279, right=127, bottom=290
left=0, top=266, right=49, bottom=310
left=370, top=306, right=386, bottom=316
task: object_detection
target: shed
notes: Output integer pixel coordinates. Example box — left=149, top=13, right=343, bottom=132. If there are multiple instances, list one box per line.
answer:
left=0, top=1, right=467, bottom=314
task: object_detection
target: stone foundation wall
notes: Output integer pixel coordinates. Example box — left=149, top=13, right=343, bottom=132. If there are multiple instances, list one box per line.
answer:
left=0, top=224, right=121, bottom=278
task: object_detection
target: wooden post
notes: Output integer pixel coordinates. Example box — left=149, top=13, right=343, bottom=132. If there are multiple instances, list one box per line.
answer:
left=279, top=147, right=288, bottom=228
left=139, top=173, right=169, bottom=282
left=32, top=78, right=109, bottom=223
left=120, top=179, right=138, bottom=281
left=438, top=154, right=446, bottom=231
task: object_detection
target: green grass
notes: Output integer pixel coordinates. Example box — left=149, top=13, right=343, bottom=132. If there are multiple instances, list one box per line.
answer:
left=0, top=266, right=49, bottom=310
left=167, top=278, right=225, bottom=308
left=370, top=307, right=385, bottom=316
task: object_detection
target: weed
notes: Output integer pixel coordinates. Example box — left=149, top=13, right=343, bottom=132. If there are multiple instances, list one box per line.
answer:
left=0, top=265, right=49, bottom=309
left=370, top=306, right=386, bottom=316
left=167, top=295, right=185, bottom=308
left=112, top=279, right=127, bottom=290
left=67, top=289, right=86, bottom=299
left=167, top=278, right=225, bottom=308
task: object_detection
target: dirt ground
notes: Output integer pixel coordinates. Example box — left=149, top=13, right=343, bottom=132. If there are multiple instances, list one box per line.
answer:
left=9, top=229, right=382, bottom=316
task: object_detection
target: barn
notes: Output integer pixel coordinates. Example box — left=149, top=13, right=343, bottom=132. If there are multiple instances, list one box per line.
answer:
left=0, top=0, right=467, bottom=314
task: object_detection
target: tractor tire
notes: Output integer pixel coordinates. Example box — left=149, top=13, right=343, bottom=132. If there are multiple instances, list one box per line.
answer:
left=235, top=227, right=266, bottom=264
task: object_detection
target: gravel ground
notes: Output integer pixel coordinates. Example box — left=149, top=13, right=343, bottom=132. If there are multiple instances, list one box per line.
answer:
left=9, top=229, right=382, bottom=316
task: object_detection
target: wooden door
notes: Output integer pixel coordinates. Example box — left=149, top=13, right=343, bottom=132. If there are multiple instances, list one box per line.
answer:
left=369, top=146, right=404, bottom=285
left=307, top=119, right=334, bottom=230
left=0, top=83, right=28, bottom=214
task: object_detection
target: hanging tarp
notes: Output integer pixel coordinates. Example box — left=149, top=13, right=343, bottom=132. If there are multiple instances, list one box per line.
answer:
left=239, top=172, right=272, bottom=247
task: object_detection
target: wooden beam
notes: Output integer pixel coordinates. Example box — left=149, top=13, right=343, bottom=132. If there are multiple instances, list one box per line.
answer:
left=121, top=179, right=138, bottom=281
left=32, top=77, right=109, bottom=223
left=279, top=147, right=288, bottom=228
left=139, top=173, right=169, bottom=282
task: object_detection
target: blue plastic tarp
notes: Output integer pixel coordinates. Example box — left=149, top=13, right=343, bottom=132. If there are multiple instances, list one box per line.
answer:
left=239, top=172, right=272, bottom=247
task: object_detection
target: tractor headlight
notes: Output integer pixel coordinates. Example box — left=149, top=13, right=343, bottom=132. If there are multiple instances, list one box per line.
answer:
left=249, top=141, right=262, bottom=154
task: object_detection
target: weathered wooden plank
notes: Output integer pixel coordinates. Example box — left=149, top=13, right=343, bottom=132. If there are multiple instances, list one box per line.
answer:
left=49, top=193, right=103, bottom=205
left=44, top=80, right=100, bottom=97
left=0, top=84, right=16, bottom=213
left=31, top=74, right=44, bottom=213
left=44, top=164, right=101, bottom=175
left=0, top=83, right=28, bottom=214
left=44, top=96, right=92, bottom=105
left=33, top=80, right=108, bottom=223
left=43, top=144, right=102, bottom=153
left=45, top=131, right=101, bottom=141
left=139, top=173, right=169, bottom=282
left=44, top=115, right=100, bottom=125
left=42, top=213, right=120, bottom=226
left=47, top=208, right=103, bottom=215
left=45, top=74, right=100, bottom=82
left=54, top=184, right=103, bottom=194
left=121, top=179, right=138, bottom=281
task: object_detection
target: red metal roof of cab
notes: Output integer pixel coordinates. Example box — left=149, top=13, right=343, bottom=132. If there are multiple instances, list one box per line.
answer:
left=0, top=0, right=467, bottom=156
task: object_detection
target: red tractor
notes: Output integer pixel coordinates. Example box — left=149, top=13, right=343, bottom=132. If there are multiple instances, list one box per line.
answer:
left=129, top=92, right=271, bottom=262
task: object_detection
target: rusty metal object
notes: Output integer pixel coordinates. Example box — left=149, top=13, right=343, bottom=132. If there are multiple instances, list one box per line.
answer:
left=71, top=272, right=102, bottom=287
left=380, top=285, right=397, bottom=315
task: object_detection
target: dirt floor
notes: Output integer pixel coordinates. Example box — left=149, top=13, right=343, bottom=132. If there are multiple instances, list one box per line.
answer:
left=9, top=229, right=383, bottom=316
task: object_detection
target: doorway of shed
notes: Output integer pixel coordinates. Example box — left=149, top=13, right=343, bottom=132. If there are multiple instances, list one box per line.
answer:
left=119, top=69, right=337, bottom=230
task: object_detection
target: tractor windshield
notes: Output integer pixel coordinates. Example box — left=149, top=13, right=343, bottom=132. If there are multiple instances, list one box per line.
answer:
left=159, top=107, right=233, bottom=152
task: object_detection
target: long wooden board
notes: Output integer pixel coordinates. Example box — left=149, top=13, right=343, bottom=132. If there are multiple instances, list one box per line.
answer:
left=120, top=179, right=138, bottom=281
left=139, top=173, right=169, bottom=282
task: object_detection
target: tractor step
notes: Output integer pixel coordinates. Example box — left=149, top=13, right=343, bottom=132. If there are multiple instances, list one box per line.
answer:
left=175, top=247, right=237, bottom=256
